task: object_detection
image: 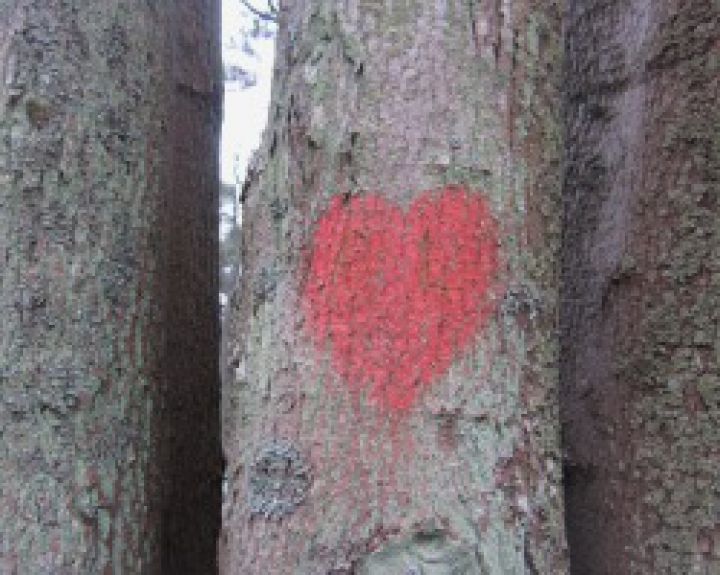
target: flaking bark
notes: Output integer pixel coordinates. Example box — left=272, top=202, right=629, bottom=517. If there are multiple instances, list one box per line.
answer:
left=221, top=1, right=568, bottom=573
left=0, top=1, right=222, bottom=572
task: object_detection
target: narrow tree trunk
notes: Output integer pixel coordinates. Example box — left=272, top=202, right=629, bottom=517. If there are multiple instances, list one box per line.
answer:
left=0, top=1, right=221, bottom=572
left=221, top=1, right=567, bottom=572
left=562, top=0, right=720, bottom=573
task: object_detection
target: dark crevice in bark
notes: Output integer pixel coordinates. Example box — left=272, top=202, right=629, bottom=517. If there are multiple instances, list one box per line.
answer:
left=0, top=1, right=222, bottom=572
left=561, top=0, right=719, bottom=573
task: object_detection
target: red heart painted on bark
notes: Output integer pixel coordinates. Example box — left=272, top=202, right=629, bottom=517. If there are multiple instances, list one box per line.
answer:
left=302, top=186, right=500, bottom=411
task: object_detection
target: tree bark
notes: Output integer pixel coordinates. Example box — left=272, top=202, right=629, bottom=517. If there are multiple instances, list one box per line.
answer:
left=0, top=1, right=221, bottom=572
left=221, top=1, right=567, bottom=573
left=561, top=0, right=720, bottom=573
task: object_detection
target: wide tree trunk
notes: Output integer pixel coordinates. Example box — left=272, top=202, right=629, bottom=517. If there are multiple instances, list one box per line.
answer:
left=0, top=1, right=221, bottom=572
left=562, top=0, right=720, bottom=573
left=221, top=1, right=567, bottom=573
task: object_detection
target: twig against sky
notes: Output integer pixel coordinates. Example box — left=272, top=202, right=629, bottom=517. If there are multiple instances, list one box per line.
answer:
left=239, top=0, right=278, bottom=22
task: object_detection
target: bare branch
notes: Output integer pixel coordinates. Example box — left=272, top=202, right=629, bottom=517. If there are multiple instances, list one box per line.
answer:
left=239, top=0, right=277, bottom=22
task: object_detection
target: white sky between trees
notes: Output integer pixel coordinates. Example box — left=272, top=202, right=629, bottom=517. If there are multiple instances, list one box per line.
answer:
left=221, top=0, right=275, bottom=216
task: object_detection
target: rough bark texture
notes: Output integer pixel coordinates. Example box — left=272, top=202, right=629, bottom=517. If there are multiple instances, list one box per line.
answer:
left=221, top=1, right=567, bottom=573
left=0, top=1, right=221, bottom=572
left=562, top=0, right=720, bottom=573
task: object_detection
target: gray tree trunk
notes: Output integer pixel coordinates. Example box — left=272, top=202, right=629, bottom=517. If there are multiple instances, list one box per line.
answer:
left=0, top=1, right=221, bottom=572
left=221, top=1, right=568, bottom=573
left=562, top=0, right=720, bottom=573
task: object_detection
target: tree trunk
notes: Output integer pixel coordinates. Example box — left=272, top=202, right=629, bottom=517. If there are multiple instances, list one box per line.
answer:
left=221, top=1, right=567, bottom=573
left=0, top=1, right=221, bottom=572
left=561, top=0, right=720, bottom=573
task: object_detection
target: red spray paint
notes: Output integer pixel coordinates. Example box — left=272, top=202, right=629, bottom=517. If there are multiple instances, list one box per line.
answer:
left=303, top=186, right=500, bottom=411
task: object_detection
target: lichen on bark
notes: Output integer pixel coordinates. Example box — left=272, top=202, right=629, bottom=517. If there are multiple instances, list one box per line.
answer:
left=561, top=1, right=720, bottom=573
left=221, top=1, right=568, bottom=573
left=0, top=1, right=222, bottom=572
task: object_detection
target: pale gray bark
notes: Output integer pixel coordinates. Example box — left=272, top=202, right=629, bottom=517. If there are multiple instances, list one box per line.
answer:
left=221, top=1, right=568, bottom=573
left=0, top=1, right=221, bottom=572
